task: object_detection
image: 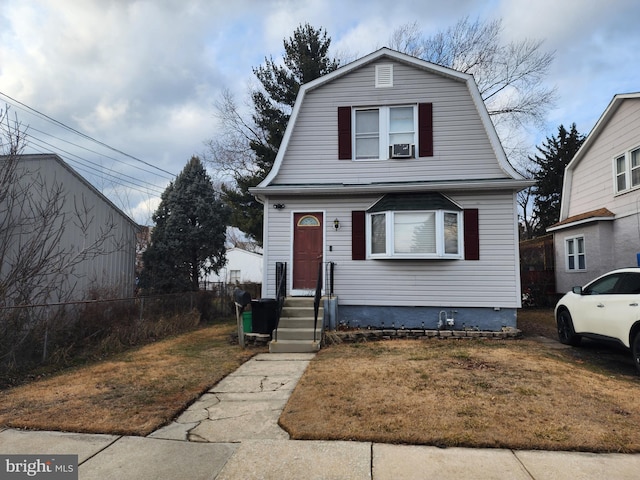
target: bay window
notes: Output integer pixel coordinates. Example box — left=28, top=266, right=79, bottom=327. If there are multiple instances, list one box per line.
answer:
left=367, top=209, right=462, bottom=259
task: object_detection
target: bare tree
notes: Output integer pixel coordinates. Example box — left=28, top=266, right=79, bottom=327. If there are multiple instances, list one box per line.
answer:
left=517, top=185, right=539, bottom=240
left=389, top=17, right=556, bottom=131
left=0, top=106, right=131, bottom=367
left=204, top=89, right=260, bottom=181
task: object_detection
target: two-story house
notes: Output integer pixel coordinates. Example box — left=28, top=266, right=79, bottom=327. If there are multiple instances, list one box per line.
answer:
left=250, top=48, right=531, bottom=347
left=549, top=92, right=640, bottom=293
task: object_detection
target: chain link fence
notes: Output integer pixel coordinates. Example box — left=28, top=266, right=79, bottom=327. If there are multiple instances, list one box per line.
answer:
left=0, top=282, right=262, bottom=386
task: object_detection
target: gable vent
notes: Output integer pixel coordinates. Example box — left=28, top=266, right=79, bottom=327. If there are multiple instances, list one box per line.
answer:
left=375, top=64, right=393, bottom=87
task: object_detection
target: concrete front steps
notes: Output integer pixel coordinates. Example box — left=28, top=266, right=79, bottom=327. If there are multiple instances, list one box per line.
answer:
left=269, top=297, right=323, bottom=353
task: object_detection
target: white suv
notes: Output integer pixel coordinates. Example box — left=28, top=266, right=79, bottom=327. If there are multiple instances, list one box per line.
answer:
left=554, top=268, right=640, bottom=373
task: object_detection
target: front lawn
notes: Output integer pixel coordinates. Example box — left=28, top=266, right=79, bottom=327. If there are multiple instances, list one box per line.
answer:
left=279, top=309, right=640, bottom=453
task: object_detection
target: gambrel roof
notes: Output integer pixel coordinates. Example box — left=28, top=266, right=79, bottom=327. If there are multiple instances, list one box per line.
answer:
left=252, top=47, right=529, bottom=197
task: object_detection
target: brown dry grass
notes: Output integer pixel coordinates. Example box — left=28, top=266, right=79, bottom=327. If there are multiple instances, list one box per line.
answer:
left=0, top=321, right=263, bottom=436
left=280, top=310, right=640, bottom=453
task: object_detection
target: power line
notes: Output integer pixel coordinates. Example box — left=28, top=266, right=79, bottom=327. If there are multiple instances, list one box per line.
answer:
left=0, top=122, right=166, bottom=195
left=0, top=91, right=177, bottom=177
left=25, top=124, right=174, bottom=181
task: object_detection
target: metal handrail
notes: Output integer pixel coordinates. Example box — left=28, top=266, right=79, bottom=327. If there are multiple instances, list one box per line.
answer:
left=313, top=261, right=323, bottom=342
left=274, top=262, right=286, bottom=342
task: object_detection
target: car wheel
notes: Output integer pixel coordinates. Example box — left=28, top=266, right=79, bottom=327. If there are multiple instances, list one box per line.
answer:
left=632, top=334, right=640, bottom=374
left=557, top=309, right=581, bottom=346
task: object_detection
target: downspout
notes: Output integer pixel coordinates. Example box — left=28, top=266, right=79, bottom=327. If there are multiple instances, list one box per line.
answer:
left=254, top=194, right=268, bottom=298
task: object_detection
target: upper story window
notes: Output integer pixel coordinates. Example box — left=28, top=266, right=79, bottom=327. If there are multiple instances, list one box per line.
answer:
left=614, top=147, right=640, bottom=193
left=354, top=106, right=416, bottom=160
left=338, top=103, right=433, bottom=160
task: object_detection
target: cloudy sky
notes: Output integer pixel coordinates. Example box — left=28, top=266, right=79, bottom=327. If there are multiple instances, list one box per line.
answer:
left=1, top=0, right=639, bottom=225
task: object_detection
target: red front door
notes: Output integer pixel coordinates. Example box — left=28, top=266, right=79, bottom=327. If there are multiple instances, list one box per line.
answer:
left=293, top=213, right=323, bottom=290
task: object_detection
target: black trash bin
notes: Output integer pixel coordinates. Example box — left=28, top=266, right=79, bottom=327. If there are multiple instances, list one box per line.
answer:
left=251, top=298, right=278, bottom=335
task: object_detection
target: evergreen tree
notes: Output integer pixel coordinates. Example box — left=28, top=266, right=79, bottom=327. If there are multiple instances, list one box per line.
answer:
left=141, top=157, right=230, bottom=293
left=218, top=23, right=339, bottom=243
left=529, top=124, right=585, bottom=235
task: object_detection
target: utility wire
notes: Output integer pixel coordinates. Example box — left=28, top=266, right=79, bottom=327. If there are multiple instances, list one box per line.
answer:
left=25, top=124, right=174, bottom=181
left=0, top=122, right=166, bottom=195
left=0, top=90, right=177, bottom=177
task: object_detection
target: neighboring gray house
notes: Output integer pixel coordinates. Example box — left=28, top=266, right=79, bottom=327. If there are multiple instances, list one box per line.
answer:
left=1, top=153, right=139, bottom=303
left=549, top=92, right=640, bottom=294
left=250, top=48, right=531, bottom=331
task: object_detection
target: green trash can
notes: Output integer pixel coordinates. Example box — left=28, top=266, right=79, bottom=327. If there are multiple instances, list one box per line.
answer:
left=242, top=311, right=252, bottom=333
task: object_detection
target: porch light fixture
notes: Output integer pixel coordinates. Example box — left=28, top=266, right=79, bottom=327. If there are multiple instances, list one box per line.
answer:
left=334, top=218, right=340, bottom=230
left=273, top=203, right=285, bottom=210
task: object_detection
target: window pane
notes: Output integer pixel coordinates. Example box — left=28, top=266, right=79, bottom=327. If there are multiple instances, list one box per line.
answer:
left=578, top=254, right=585, bottom=270
left=356, top=110, right=379, bottom=134
left=389, top=133, right=415, bottom=145
left=389, top=107, right=414, bottom=133
left=618, top=273, right=640, bottom=294
left=617, top=174, right=627, bottom=192
left=616, top=155, right=627, bottom=191
left=355, top=110, right=379, bottom=159
left=632, top=149, right=640, bottom=187
left=586, top=274, right=621, bottom=294
left=356, top=138, right=379, bottom=158
left=567, top=239, right=574, bottom=255
left=393, top=212, right=435, bottom=254
left=568, top=256, right=575, bottom=270
left=577, top=237, right=584, bottom=254
left=371, top=214, right=386, bottom=254
left=444, top=212, right=459, bottom=254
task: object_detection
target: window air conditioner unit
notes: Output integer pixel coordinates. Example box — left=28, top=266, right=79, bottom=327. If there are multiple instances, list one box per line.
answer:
left=391, top=143, right=412, bottom=158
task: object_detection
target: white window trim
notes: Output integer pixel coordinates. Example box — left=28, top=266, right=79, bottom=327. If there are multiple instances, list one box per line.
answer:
left=353, top=105, right=417, bottom=161
left=613, top=146, right=640, bottom=194
left=365, top=209, right=463, bottom=259
left=565, top=235, right=586, bottom=272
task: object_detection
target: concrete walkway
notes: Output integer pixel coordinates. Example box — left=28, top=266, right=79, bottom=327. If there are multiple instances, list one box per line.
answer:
left=1, top=352, right=639, bottom=479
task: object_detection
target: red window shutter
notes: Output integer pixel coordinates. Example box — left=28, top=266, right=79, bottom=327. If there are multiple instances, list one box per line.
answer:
left=464, top=209, right=480, bottom=260
left=338, top=106, right=352, bottom=160
left=352, top=211, right=366, bottom=260
left=418, top=102, right=433, bottom=157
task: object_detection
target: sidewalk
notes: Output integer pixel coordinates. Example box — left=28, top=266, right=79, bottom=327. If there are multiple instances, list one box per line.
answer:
left=1, top=352, right=639, bottom=479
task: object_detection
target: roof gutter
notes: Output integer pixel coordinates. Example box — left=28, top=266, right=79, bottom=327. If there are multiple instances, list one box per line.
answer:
left=249, top=178, right=534, bottom=196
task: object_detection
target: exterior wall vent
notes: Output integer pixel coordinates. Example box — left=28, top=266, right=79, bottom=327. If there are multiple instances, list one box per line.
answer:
left=375, top=64, right=393, bottom=88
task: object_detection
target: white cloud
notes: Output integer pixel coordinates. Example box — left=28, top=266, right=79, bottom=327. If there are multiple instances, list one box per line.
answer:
left=2, top=0, right=640, bottom=221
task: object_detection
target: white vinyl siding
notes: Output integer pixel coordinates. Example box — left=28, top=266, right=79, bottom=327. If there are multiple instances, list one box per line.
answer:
left=272, top=59, right=507, bottom=185
left=567, top=100, right=640, bottom=219
left=555, top=98, right=640, bottom=292
left=262, top=192, right=521, bottom=308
